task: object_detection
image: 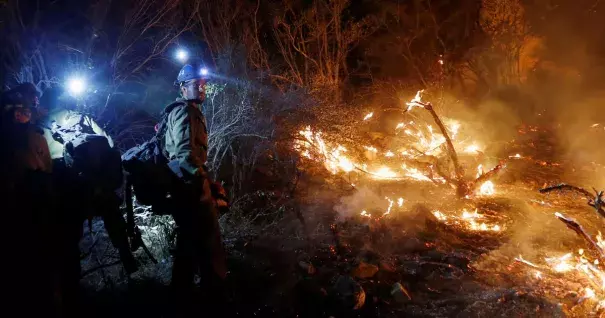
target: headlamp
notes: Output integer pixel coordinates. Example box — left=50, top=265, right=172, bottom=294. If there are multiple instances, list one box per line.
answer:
left=66, top=76, right=86, bottom=97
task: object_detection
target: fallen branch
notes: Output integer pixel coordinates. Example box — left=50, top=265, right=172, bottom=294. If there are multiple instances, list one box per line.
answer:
left=540, top=183, right=593, bottom=199
left=540, top=183, right=605, bottom=219
left=405, top=99, right=504, bottom=197
left=418, top=102, right=465, bottom=192
left=555, top=212, right=605, bottom=261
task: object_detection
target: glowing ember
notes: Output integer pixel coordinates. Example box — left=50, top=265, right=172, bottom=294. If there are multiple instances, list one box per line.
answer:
left=395, top=122, right=405, bottom=129
left=363, top=112, right=374, bottom=121
left=385, top=151, right=394, bottom=157
left=397, top=198, right=404, bottom=207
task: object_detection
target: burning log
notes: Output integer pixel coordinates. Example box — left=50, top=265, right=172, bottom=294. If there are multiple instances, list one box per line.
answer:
left=540, top=183, right=605, bottom=219
left=554, top=212, right=605, bottom=262
left=405, top=99, right=467, bottom=195
left=406, top=93, right=504, bottom=198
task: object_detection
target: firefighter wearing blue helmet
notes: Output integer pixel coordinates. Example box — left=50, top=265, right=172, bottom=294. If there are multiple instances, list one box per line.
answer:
left=163, top=62, right=227, bottom=308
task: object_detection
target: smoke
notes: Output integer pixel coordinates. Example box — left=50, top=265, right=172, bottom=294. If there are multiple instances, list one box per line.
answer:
left=551, top=93, right=605, bottom=188
left=333, top=186, right=388, bottom=221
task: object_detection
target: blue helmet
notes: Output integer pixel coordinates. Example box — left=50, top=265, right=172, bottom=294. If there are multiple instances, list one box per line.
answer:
left=176, top=63, right=210, bottom=85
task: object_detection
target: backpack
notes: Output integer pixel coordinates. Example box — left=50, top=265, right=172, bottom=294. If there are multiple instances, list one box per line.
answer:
left=121, top=102, right=183, bottom=207
left=63, top=133, right=123, bottom=191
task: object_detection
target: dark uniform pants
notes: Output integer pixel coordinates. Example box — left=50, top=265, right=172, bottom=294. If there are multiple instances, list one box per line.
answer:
left=170, top=189, right=226, bottom=300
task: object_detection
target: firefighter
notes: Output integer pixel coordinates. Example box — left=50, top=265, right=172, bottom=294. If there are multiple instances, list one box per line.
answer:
left=36, top=91, right=138, bottom=276
left=164, top=63, right=227, bottom=308
left=0, top=82, right=57, bottom=315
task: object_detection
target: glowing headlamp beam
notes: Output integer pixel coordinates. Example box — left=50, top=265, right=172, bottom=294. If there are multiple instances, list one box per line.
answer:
left=66, top=77, right=86, bottom=96
left=175, top=49, right=189, bottom=63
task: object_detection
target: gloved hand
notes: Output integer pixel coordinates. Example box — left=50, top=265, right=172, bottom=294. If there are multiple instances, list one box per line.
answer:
left=210, top=181, right=229, bottom=213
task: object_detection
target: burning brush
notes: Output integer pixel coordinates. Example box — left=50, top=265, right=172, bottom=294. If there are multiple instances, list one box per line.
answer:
left=294, top=90, right=505, bottom=199
left=431, top=208, right=503, bottom=233
left=404, top=90, right=506, bottom=198
left=514, top=212, right=605, bottom=311
left=540, top=183, right=605, bottom=219
left=508, top=184, right=605, bottom=312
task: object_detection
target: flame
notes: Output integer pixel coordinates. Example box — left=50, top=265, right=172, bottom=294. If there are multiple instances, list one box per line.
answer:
left=598, top=231, right=605, bottom=250
left=295, top=91, right=489, bottom=194
left=383, top=197, right=394, bottom=216
left=432, top=210, right=447, bottom=221
left=432, top=208, right=502, bottom=232
left=476, top=164, right=484, bottom=178
left=364, top=146, right=378, bottom=153
left=464, top=144, right=480, bottom=154
left=296, top=126, right=356, bottom=174
left=405, top=90, right=425, bottom=111
left=461, top=208, right=481, bottom=219
left=371, top=166, right=398, bottom=179
left=478, top=181, right=495, bottom=196
left=521, top=223, right=605, bottom=308
left=358, top=196, right=406, bottom=220
left=401, top=164, right=431, bottom=181
left=547, top=253, right=574, bottom=272
left=446, top=120, right=461, bottom=139
left=585, top=288, right=596, bottom=299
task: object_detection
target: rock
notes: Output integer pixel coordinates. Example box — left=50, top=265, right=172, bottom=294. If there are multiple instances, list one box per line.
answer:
left=295, top=279, right=326, bottom=301
left=391, top=282, right=412, bottom=303
left=379, top=260, right=396, bottom=272
left=299, top=261, right=316, bottom=275
left=333, top=275, right=366, bottom=310
left=402, top=238, right=425, bottom=252
left=351, top=262, right=379, bottom=279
